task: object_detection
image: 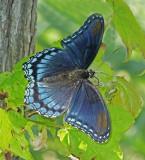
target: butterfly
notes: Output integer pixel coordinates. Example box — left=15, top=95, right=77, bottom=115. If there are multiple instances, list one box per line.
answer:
left=23, top=13, right=111, bottom=143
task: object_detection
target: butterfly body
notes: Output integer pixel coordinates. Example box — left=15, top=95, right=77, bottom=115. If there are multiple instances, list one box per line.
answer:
left=23, top=13, right=111, bottom=143
left=42, top=69, right=91, bottom=84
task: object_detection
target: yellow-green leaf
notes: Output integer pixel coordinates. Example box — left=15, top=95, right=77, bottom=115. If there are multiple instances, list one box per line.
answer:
left=108, top=0, right=145, bottom=57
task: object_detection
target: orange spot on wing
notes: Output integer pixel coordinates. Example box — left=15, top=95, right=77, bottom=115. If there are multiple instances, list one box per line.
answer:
left=100, top=42, right=106, bottom=50
left=97, top=112, right=108, bottom=135
left=92, top=22, right=101, bottom=35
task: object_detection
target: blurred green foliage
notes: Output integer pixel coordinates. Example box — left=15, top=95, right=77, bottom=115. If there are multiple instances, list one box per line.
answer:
left=0, top=0, right=145, bottom=159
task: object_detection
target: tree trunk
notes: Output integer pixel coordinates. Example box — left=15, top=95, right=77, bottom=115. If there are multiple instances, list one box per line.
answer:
left=0, top=0, right=37, bottom=72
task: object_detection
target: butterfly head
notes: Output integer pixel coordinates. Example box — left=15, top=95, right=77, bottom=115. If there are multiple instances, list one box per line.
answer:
left=88, top=69, right=95, bottom=78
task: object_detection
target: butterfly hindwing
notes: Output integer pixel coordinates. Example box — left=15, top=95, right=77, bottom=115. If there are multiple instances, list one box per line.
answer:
left=24, top=79, right=79, bottom=118
left=65, top=80, right=110, bottom=143
left=62, top=13, right=104, bottom=69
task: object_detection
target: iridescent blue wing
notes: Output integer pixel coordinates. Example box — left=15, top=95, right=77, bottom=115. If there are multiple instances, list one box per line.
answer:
left=62, top=13, right=104, bottom=69
left=23, top=48, right=76, bottom=82
left=23, top=47, right=79, bottom=117
left=24, top=79, right=79, bottom=118
left=65, top=80, right=110, bottom=143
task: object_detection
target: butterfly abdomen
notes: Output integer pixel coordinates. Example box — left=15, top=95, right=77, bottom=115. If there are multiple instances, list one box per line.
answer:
left=69, top=69, right=89, bottom=79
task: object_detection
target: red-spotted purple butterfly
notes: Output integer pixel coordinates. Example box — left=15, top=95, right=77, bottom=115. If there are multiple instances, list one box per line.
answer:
left=23, top=13, right=111, bottom=143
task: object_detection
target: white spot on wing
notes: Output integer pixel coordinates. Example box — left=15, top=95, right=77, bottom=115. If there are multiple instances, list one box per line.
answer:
left=31, top=58, right=37, bottom=63
left=47, top=110, right=53, bottom=116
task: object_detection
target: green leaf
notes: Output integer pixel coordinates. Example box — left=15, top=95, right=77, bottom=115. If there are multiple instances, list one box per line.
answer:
left=121, top=99, right=145, bottom=159
left=109, top=76, right=142, bottom=117
left=0, top=109, right=33, bottom=159
left=8, top=111, right=27, bottom=130
left=107, top=0, right=145, bottom=57
left=10, top=135, right=33, bottom=160
left=0, top=57, right=27, bottom=108
left=0, top=109, right=13, bottom=149
left=116, top=60, right=145, bottom=76
left=103, top=26, right=127, bottom=69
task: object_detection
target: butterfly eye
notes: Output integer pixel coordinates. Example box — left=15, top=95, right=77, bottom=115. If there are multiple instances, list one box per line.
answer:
left=88, top=69, right=95, bottom=78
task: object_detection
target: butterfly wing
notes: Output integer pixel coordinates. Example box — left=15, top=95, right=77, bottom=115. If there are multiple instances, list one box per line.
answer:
left=23, top=48, right=76, bottom=82
left=22, top=47, right=80, bottom=117
left=62, top=13, right=104, bottom=69
left=65, top=80, right=110, bottom=143
left=24, top=79, right=80, bottom=118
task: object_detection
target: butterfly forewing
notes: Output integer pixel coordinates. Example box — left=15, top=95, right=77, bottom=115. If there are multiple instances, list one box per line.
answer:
left=62, top=13, right=104, bottom=69
left=23, top=48, right=76, bottom=81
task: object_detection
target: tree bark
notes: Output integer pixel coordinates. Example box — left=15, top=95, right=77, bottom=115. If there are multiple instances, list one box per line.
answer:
left=0, top=0, right=37, bottom=72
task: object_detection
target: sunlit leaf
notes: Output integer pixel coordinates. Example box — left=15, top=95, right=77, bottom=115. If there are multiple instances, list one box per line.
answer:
left=107, top=0, right=145, bottom=57
left=109, top=76, right=142, bottom=117
left=0, top=109, right=33, bottom=160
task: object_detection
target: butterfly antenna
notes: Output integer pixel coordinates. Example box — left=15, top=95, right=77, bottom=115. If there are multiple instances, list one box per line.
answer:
left=89, top=69, right=102, bottom=86
left=94, top=75, right=100, bottom=86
